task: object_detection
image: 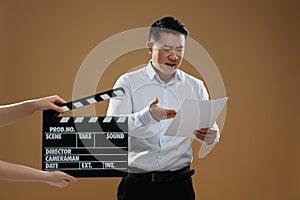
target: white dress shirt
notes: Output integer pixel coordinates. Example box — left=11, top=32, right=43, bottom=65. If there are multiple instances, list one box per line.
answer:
left=107, top=60, right=220, bottom=171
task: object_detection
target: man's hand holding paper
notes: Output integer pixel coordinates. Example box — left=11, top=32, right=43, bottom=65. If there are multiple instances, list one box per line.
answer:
left=193, top=127, right=218, bottom=145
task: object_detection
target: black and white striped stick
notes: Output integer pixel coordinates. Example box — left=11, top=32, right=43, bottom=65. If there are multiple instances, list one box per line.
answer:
left=43, top=87, right=126, bottom=124
left=60, top=87, right=125, bottom=112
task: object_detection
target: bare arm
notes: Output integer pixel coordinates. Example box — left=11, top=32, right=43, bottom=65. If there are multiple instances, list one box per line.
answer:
left=0, top=95, right=76, bottom=187
left=0, top=95, right=66, bottom=127
left=0, top=160, right=76, bottom=187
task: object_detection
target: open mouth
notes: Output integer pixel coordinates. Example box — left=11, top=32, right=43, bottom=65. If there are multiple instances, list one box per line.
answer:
left=165, top=63, right=176, bottom=67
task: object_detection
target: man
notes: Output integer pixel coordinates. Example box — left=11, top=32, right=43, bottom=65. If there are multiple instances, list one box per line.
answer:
left=107, top=16, right=219, bottom=200
left=0, top=95, right=76, bottom=187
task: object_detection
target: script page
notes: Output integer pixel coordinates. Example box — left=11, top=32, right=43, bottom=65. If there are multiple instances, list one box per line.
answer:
left=164, top=97, right=228, bottom=139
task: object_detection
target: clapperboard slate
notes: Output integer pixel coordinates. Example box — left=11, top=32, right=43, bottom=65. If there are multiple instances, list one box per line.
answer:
left=42, top=87, right=128, bottom=177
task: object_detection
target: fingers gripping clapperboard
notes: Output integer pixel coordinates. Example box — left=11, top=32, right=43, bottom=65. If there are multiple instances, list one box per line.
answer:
left=42, top=87, right=128, bottom=177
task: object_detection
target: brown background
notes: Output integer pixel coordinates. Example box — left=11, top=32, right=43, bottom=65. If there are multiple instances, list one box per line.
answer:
left=0, top=0, right=299, bottom=199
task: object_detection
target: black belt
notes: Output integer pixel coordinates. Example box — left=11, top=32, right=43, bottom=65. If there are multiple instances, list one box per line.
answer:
left=127, top=165, right=195, bottom=183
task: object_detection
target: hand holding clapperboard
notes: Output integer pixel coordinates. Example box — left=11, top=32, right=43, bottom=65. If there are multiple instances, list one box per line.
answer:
left=42, top=87, right=128, bottom=178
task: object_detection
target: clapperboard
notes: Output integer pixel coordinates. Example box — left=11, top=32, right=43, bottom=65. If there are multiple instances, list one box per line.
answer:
left=42, top=87, right=128, bottom=177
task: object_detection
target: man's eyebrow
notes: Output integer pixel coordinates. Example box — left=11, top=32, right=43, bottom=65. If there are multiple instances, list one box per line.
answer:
left=162, top=45, right=173, bottom=48
left=162, top=44, right=184, bottom=48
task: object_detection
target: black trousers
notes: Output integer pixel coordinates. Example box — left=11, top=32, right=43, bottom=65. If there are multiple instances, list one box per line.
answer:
left=117, top=167, right=195, bottom=200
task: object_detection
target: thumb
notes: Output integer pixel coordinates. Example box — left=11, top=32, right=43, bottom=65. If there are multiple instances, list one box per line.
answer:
left=150, top=97, right=159, bottom=107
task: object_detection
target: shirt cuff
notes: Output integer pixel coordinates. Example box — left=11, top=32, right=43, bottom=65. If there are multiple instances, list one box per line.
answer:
left=137, top=106, right=158, bottom=126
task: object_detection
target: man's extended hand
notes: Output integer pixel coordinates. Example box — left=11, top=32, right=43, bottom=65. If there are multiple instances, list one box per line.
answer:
left=149, top=97, right=176, bottom=121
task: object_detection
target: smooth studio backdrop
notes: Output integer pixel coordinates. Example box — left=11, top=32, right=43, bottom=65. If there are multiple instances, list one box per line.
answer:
left=0, top=0, right=299, bottom=200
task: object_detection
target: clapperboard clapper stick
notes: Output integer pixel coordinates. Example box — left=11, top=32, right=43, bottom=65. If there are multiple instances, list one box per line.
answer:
left=42, top=87, right=129, bottom=178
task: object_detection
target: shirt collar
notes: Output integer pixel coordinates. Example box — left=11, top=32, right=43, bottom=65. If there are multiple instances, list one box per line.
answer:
left=145, top=60, right=182, bottom=82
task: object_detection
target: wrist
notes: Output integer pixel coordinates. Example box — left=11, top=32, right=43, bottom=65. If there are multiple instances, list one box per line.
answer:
left=29, top=98, right=43, bottom=111
left=149, top=106, right=160, bottom=122
left=22, top=99, right=39, bottom=112
left=41, top=171, right=52, bottom=184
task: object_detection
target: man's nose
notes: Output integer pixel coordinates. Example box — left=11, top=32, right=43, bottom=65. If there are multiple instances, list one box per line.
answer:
left=169, top=51, right=178, bottom=61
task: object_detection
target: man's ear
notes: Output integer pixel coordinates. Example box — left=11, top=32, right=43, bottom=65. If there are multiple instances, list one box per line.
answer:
left=146, top=41, right=153, bottom=54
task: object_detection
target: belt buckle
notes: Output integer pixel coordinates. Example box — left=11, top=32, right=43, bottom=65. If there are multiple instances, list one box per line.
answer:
left=151, top=173, right=169, bottom=183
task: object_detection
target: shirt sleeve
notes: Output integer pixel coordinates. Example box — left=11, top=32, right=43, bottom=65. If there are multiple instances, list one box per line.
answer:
left=106, top=75, right=159, bottom=137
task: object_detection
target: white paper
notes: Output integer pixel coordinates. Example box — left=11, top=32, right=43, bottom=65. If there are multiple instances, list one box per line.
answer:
left=164, top=97, right=228, bottom=138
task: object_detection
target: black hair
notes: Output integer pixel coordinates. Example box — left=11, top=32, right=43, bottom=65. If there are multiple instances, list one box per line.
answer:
left=149, top=16, right=189, bottom=42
